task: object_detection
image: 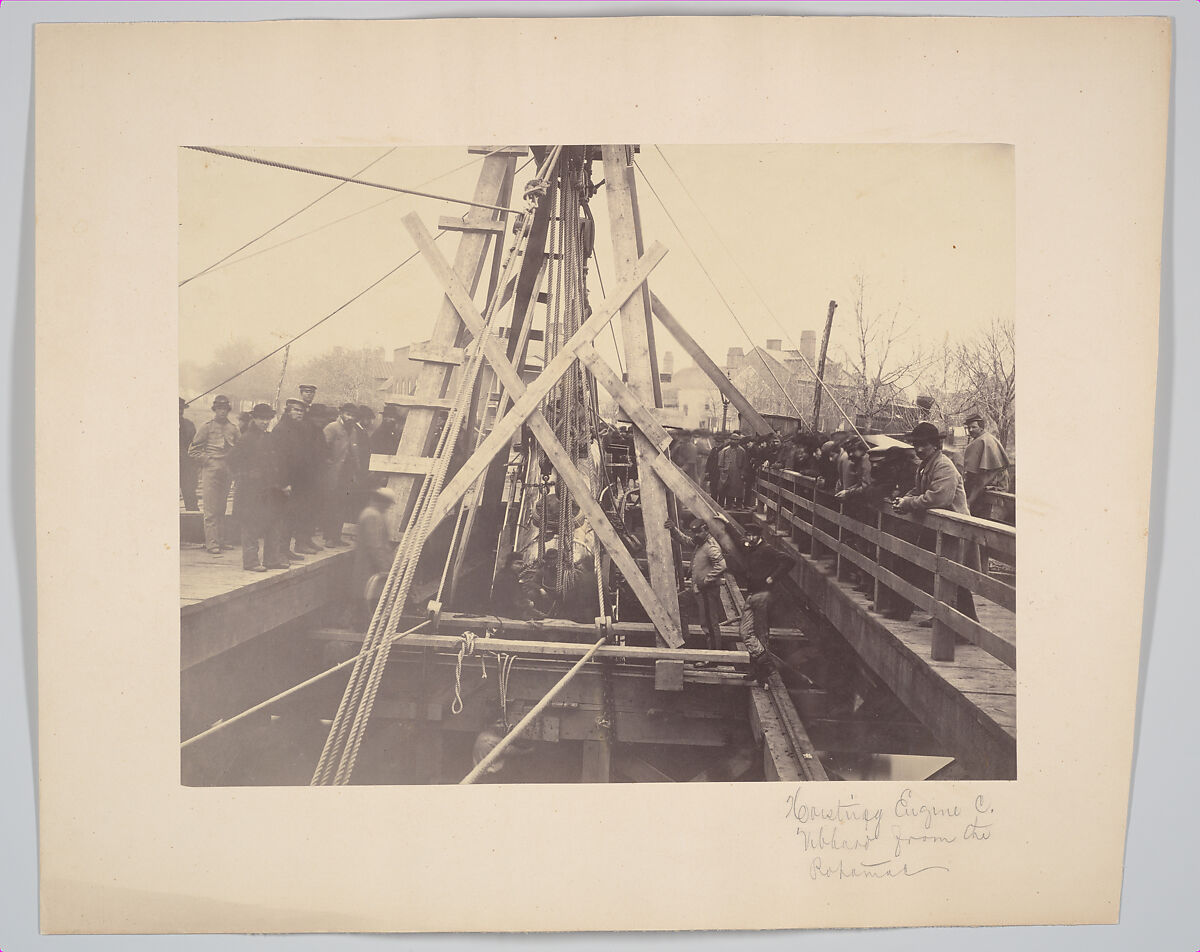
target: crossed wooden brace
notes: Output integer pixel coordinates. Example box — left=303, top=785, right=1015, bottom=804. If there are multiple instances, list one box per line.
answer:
left=402, top=212, right=747, bottom=650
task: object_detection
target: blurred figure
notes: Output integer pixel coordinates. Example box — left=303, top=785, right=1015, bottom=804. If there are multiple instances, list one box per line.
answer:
left=352, top=487, right=397, bottom=630
left=188, top=394, right=239, bottom=555
left=321, top=403, right=359, bottom=547
left=671, top=430, right=700, bottom=483
left=179, top=397, right=198, bottom=511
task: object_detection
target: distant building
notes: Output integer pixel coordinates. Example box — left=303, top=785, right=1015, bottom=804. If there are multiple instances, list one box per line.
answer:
left=726, top=338, right=856, bottom=433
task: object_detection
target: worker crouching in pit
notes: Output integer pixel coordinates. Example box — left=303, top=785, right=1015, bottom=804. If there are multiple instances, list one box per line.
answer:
left=491, top=552, right=544, bottom=620
left=735, top=523, right=796, bottom=685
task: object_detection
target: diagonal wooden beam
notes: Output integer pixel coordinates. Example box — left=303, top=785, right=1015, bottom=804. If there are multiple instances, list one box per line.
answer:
left=604, top=146, right=681, bottom=642
left=401, top=213, right=683, bottom=647
left=381, top=152, right=519, bottom=538
left=399, top=212, right=667, bottom=527
left=576, top=343, right=672, bottom=454
left=650, top=292, right=773, bottom=436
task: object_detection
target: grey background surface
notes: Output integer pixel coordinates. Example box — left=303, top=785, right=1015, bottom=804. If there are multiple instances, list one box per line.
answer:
left=3, top=1, right=1193, bottom=947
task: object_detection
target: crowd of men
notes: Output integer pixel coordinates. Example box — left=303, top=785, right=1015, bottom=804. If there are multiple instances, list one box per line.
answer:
left=662, top=415, right=1010, bottom=523
left=181, top=385, right=405, bottom=574
left=183, top=383, right=1012, bottom=669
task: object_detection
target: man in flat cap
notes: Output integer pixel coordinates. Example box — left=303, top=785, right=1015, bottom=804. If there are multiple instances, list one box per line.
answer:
left=666, top=517, right=729, bottom=652
left=962, top=412, right=1011, bottom=522
left=230, top=403, right=290, bottom=572
left=320, top=403, right=360, bottom=547
left=893, top=421, right=979, bottom=626
left=179, top=398, right=198, bottom=512
left=298, top=384, right=317, bottom=407
left=188, top=395, right=240, bottom=555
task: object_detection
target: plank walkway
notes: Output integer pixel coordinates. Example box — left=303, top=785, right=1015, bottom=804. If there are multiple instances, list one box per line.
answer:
left=180, top=541, right=352, bottom=609
left=180, top=539, right=354, bottom=670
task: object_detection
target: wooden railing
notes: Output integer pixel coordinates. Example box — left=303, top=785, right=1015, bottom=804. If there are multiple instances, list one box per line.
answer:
left=756, top=467, right=1016, bottom=669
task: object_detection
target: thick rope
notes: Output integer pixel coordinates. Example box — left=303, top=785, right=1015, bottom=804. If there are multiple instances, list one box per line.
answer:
left=498, top=652, right=518, bottom=731
left=182, top=146, right=525, bottom=214
left=451, top=631, right=479, bottom=715
left=317, top=147, right=564, bottom=784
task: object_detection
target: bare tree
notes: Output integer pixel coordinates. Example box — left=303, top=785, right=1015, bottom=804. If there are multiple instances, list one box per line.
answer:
left=190, top=338, right=285, bottom=408
left=840, top=275, right=931, bottom=425
left=290, top=346, right=388, bottom=407
left=953, top=315, right=1016, bottom=446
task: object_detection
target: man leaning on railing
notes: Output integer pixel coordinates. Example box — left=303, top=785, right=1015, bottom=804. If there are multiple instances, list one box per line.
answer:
left=892, top=421, right=980, bottom=629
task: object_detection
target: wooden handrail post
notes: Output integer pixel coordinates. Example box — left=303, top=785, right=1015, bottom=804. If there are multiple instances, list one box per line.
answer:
left=931, top=530, right=956, bottom=661
left=873, top=510, right=883, bottom=611
left=835, top=499, right=846, bottom=580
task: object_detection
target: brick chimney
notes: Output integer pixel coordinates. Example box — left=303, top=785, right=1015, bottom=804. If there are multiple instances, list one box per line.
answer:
left=659, top=350, right=674, bottom=383
left=800, top=330, right=817, bottom=367
left=726, top=346, right=744, bottom=371
left=766, top=339, right=782, bottom=351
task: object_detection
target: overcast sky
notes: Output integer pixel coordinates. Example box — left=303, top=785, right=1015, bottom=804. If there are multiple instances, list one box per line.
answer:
left=179, top=143, right=1013, bottom=383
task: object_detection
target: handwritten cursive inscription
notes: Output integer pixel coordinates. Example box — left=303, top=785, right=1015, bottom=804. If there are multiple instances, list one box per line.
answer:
left=784, top=786, right=997, bottom=881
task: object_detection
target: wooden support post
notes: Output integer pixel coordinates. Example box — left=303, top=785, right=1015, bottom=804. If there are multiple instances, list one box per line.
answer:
left=649, top=293, right=773, bottom=436
left=581, top=740, right=612, bottom=783
left=811, top=300, right=837, bottom=431
left=380, top=150, right=519, bottom=539
left=603, top=145, right=682, bottom=645
left=931, top=530, right=956, bottom=661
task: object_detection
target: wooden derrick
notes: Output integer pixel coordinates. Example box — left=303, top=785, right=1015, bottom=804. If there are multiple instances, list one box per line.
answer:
left=368, top=145, right=774, bottom=655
